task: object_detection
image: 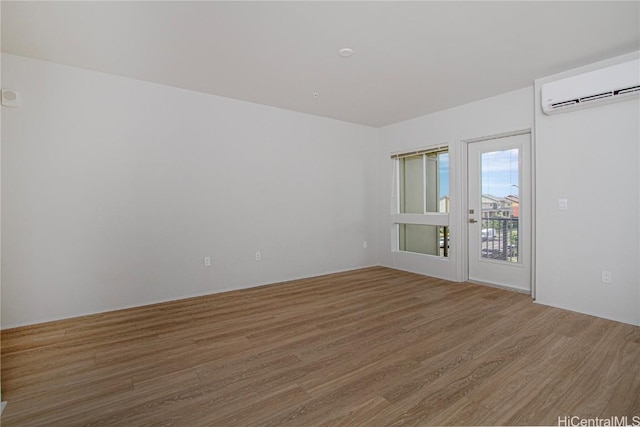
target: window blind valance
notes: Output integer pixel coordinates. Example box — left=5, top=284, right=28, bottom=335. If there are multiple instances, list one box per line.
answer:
left=390, top=145, right=448, bottom=159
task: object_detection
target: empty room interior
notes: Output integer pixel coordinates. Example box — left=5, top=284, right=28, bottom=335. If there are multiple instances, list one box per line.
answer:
left=1, top=1, right=639, bottom=426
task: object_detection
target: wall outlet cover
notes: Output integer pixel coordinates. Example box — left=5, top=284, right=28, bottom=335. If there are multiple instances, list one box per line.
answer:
left=2, top=89, right=20, bottom=107
left=557, top=198, right=568, bottom=210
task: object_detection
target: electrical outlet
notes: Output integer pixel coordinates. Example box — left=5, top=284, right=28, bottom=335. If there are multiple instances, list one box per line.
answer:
left=204, top=256, right=211, bottom=267
left=255, top=251, right=261, bottom=261
left=601, top=270, right=612, bottom=284
left=558, top=198, right=568, bottom=210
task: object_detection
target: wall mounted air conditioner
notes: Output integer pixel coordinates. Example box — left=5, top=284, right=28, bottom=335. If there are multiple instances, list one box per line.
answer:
left=541, top=58, right=640, bottom=115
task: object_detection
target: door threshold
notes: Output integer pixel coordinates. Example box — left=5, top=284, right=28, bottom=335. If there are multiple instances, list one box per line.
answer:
left=467, top=279, right=531, bottom=296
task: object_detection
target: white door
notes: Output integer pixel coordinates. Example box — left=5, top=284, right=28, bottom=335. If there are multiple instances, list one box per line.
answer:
left=467, top=133, right=531, bottom=292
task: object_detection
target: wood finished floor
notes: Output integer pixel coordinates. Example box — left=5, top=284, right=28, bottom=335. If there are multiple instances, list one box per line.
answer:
left=1, top=267, right=639, bottom=426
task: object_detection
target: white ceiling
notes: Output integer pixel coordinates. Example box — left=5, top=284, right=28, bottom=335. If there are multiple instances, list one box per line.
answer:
left=2, top=1, right=639, bottom=127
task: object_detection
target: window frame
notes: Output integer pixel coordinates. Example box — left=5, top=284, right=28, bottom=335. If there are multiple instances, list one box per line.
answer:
left=391, top=145, right=450, bottom=257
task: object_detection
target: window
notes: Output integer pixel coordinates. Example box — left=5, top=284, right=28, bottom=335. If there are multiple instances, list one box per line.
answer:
left=399, top=151, right=449, bottom=214
left=398, top=224, right=449, bottom=257
left=392, top=147, right=450, bottom=257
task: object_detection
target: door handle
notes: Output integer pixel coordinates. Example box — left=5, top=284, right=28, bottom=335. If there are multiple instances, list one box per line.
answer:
left=469, top=219, right=478, bottom=223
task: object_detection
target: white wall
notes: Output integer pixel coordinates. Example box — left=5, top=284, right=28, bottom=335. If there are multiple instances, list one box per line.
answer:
left=1, top=54, right=378, bottom=328
left=376, top=87, right=534, bottom=281
left=534, top=52, right=640, bottom=326
left=3, top=51, right=638, bottom=330
left=0, top=5, right=4, bottom=407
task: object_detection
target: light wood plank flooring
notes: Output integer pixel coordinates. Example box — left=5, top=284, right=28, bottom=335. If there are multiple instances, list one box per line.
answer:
left=2, top=267, right=639, bottom=426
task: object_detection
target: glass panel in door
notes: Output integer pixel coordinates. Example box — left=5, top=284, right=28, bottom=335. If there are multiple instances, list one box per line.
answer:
left=480, top=149, right=520, bottom=263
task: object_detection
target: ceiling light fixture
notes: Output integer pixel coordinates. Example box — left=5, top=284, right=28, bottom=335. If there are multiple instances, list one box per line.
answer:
left=338, top=48, right=354, bottom=58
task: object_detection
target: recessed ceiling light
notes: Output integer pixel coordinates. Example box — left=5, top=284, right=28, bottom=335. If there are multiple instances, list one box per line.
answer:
left=338, top=48, right=354, bottom=58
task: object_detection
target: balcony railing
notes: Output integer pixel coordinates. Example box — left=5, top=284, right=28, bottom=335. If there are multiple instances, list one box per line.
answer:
left=481, top=217, right=519, bottom=263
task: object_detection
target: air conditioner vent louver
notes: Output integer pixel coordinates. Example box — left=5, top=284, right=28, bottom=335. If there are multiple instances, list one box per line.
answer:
left=579, top=91, right=613, bottom=103
left=615, top=85, right=640, bottom=96
left=541, top=59, right=640, bottom=115
left=550, top=100, right=578, bottom=109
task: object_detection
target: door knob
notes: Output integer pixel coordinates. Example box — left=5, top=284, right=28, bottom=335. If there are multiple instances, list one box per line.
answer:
left=469, top=219, right=478, bottom=223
